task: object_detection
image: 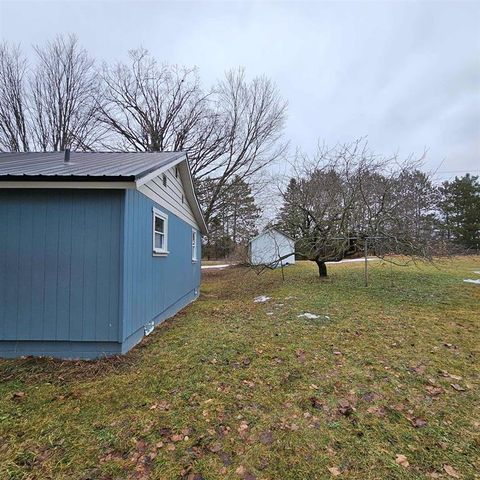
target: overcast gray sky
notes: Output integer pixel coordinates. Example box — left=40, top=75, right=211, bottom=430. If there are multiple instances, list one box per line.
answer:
left=1, top=0, right=479, bottom=181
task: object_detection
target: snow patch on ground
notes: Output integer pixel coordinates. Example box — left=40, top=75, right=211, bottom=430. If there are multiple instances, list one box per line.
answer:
left=473, top=271, right=480, bottom=275
left=463, top=279, right=480, bottom=285
left=326, top=257, right=378, bottom=264
left=298, top=312, right=331, bottom=320
left=254, top=295, right=271, bottom=303
left=298, top=313, right=320, bottom=319
left=201, top=264, right=230, bottom=270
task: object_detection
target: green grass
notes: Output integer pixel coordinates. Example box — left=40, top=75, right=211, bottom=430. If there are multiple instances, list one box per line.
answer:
left=0, top=258, right=479, bottom=480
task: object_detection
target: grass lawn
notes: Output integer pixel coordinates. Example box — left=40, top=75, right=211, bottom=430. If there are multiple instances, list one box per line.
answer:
left=1, top=258, right=479, bottom=480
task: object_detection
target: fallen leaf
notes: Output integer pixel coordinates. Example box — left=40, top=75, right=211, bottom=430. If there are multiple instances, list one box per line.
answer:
left=258, top=456, right=269, bottom=470
left=328, top=466, right=341, bottom=476
left=310, top=396, right=323, bottom=410
left=12, top=391, right=26, bottom=400
left=443, top=464, right=461, bottom=478
left=218, top=451, right=232, bottom=466
left=450, top=384, right=466, bottom=392
left=326, top=446, right=336, bottom=456
left=159, top=427, right=172, bottom=438
left=338, top=400, right=354, bottom=416
left=188, top=474, right=205, bottom=480
left=150, top=400, right=170, bottom=411
left=361, top=391, right=380, bottom=403
left=412, top=364, right=427, bottom=374
left=135, top=440, right=148, bottom=452
left=395, top=454, right=409, bottom=468
left=238, top=421, right=249, bottom=433
left=259, top=430, right=274, bottom=445
left=235, top=465, right=246, bottom=476
left=425, top=386, right=443, bottom=396
left=367, top=406, right=387, bottom=417
left=208, top=442, right=222, bottom=453
left=439, top=370, right=462, bottom=380
left=171, top=434, right=184, bottom=442
left=296, top=349, right=306, bottom=363
left=410, top=417, right=427, bottom=428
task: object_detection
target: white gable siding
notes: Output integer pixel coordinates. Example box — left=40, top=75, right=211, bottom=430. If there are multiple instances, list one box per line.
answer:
left=138, top=165, right=199, bottom=229
left=250, top=230, right=295, bottom=267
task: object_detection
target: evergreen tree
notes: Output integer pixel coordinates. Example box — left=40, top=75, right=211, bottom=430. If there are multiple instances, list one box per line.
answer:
left=278, top=178, right=309, bottom=239
left=439, top=174, right=480, bottom=249
left=198, top=176, right=260, bottom=258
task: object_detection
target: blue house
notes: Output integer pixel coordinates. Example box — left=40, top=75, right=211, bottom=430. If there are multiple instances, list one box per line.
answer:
left=0, top=151, right=207, bottom=359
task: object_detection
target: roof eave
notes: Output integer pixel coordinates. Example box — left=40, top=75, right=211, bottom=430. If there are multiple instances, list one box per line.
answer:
left=0, top=174, right=136, bottom=182
left=134, top=154, right=209, bottom=236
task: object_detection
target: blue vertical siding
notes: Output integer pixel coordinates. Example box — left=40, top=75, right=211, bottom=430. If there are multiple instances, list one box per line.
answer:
left=0, top=189, right=123, bottom=344
left=121, top=189, right=201, bottom=344
left=0, top=187, right=202, bottom=359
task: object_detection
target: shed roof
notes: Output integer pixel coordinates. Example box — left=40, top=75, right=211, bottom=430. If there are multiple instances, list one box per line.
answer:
left=0, top=151, right=185, bottom=180
left=249, top=227, right=295, bottom=244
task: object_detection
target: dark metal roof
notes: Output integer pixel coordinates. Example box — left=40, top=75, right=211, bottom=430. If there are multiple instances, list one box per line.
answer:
left=0, top=151, right=185, bottom=180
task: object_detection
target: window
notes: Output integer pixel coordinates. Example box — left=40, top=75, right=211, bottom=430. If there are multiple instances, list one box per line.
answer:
left=192, top=229, right=198, bottom=261
left=175, top=166, right=179, bottom=178
left=162, top=174, right=167, bottom=187
left=153, top=208, right=168, bottom=254
left=181, top=194, right=184, bottom=204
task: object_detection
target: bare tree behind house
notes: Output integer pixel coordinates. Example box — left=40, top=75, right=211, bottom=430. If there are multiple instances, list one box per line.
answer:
left=30, top=35, right=101, bottom=151
left=99, top=49, right=222, bottom=156
left=279, top=139, right=439, bottom=277
left=0, top=42, right=30, bottom=151
left=100, top=55, right=287, bottom=230
left=198, top=69, right=287, bottom=226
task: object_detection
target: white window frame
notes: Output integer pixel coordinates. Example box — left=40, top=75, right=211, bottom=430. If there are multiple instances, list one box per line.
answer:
left=192, top=229, right=198, bottom=262
left=152, top=207, right=168, bottom=255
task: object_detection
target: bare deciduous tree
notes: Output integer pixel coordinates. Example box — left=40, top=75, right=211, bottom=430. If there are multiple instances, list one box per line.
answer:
left=198, top=68, right=287, bottom=225
left=99, top=48, right=221, bottom=156
left=100, top=54, right=287, bottom=229
left=279, top=139, right=438, bottom=277
left=30, top=34, right=101, bottom=151
left=0, top=42, right=30, bottom=151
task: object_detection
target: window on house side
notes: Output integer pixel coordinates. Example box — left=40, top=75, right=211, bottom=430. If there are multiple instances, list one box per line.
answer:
left=192, top=229, right=198, bottom=261
left=162, top=174, right=167, bottom=187
left=175, top=166, right=179, bottom=178
left=153, top=208, right=168, bottom=254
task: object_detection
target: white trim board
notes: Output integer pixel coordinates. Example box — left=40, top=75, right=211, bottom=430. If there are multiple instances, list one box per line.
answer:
left=135, top=155, right=187, bottom=187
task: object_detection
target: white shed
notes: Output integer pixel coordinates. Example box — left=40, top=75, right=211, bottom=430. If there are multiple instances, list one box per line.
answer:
left=249, top=228, right=295, bottom=267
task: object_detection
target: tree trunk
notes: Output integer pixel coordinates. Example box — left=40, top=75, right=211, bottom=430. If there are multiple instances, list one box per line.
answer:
left=315, top=259, right=328, bottom=277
